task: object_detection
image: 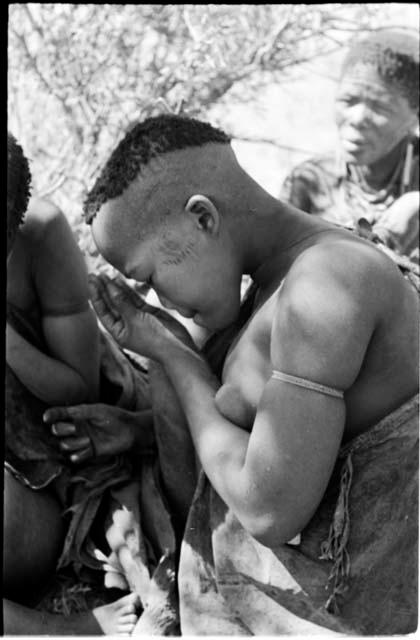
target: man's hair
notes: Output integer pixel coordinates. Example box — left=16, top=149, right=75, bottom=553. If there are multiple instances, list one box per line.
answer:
left=7, top=133, right=32, bottom=254
left=83, top=114, right=231, bottom=224
left=340, top=29, right=419, bottom=111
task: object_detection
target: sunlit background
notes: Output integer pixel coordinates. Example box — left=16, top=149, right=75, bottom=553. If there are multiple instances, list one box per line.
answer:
left=8, top=3, right=419, bottom=271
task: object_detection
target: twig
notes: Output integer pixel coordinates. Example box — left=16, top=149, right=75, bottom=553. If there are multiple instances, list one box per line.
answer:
left=232, top=135, right=315, bottom=155
left=38, top=174, right=67, bottom=198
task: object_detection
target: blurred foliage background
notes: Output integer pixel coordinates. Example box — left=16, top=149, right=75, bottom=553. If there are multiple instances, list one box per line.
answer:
left=8, top=3, right=418, bottom=272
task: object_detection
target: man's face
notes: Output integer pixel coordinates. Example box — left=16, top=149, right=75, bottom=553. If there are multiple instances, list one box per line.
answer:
left=335, top=64, right=416, bottom=166
left=91, top=178, right=242, bottom=331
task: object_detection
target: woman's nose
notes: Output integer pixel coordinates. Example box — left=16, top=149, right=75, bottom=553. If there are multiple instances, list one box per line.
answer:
left=158, top=294, right=192, bottom=318
left=158, top=294, right=175, bottom=311
left=346, top=103, right=371, bottom=128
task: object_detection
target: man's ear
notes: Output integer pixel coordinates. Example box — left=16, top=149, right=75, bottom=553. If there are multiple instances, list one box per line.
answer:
left=185, top=195, right=220, bottom=234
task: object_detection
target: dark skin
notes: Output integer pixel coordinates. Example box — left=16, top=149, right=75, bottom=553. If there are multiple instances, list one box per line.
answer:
left=5, top=197, right=99, bottom=603
left=43, top=286, right=187, bottom=463
left=83, top=141, right=418, bottom=548
left=334, top=65, right=419, bottom=257
left=5, top=196, right=143, bottom=635
left=86, top=232, right=418, bottom=546
left=7, top=198, right=100, bottom=404
left=45, top=404, right=156, bottom=463
left=41, top=140, right=418, bottom=638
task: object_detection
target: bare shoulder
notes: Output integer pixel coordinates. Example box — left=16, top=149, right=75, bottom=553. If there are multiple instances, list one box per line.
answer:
left=282, top=234, right=405, bottom=312
left=23, top=198, right=73, bottom=246
left=25, top=197, right=64, bottom=227
left=268, top=234, right=411, bottom=392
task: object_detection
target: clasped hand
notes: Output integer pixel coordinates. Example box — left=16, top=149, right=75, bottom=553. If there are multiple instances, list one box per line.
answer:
left=88, top=273, right=197, bottom=361
left=43, top=403, right=153, bottom=464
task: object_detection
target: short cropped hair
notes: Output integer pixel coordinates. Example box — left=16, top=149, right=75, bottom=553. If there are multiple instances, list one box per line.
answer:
left=341, top=29, right=419, bottom=111
left=7, top=133, right=32, bottom=254
left=83, top=114, right=231, bottom=224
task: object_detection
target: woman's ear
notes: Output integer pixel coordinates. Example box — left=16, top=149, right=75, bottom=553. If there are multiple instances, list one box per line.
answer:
left=185, top=195, right=220, bottom=234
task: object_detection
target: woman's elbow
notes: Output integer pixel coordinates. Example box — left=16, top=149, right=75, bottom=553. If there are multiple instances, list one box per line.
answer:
left=64, top=372, right=98, bottom=405
left=240, top=511, right=305, bottom=549
left=63, top=384, right=91, bottom=405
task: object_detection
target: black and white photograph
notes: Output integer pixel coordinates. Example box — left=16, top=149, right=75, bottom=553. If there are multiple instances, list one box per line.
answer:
left=6, top=3, right=419, bottom=636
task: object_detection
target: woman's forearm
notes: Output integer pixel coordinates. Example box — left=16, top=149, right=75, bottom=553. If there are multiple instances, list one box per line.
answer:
left=160, top=343, right=251, bottom=511
left=159, top=343, right=337, bottom=548
left=6, top=324, right=91, bottom=405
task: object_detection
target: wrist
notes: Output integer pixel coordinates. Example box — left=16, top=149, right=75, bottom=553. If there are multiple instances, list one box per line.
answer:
left=158, top=335, right=200, bottom=366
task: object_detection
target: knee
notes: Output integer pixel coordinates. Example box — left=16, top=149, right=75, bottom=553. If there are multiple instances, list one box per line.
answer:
left=3, top=470, right=65, bottom=600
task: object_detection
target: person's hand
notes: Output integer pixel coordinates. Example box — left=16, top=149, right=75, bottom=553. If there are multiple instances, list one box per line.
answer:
left=43, top=403, right=154, bottom=464
left=88, top=273, right=197, bottom=361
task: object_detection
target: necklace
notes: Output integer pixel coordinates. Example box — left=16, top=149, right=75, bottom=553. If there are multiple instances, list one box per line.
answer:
left=347, top=138, right=414, bottom=202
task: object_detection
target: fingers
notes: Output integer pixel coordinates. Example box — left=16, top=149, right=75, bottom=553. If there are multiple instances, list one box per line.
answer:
left=89, top=275, right=120, bottom=322
left=51, top=421, right=76, bottom=437
left=69, top=446, right=93, bottom=464
left=47, top=413, right=95, bottom=463
left=43, top=404, right=90, bottom=424
left=58, top=435, right=91, bottom=453
left=89, top=273, right=125, bottom=306
left=53, top=432, right=93, bottom=463
left=92, top=272, right=149, bottom=311
left=91, top=273, right=168, bottom=322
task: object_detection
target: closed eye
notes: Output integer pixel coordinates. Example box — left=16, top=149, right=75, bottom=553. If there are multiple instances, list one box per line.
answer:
left=124, top=267, right=152, bottom=287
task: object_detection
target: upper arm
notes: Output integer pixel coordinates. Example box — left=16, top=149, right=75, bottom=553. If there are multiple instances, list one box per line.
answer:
left=42, top=310, right=100, bottom=400
left=32, top=201, right=91, bottom=316
left=31, top=201, right=100, bottom=396
left=241, top=247, right=376, bottom=544
left=271, top=250, right=375, bottom=390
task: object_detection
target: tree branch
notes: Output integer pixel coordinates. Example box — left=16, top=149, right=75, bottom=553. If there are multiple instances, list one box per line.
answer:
left=232, top=135, right=315, bottom=155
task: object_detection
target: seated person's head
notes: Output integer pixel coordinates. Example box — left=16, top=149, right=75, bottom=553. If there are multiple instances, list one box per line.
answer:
left=335, top=28, right=419, bottom=166
left=84, top=115, right=254, bottom=330
left=7, top=133, right=32, bottom=257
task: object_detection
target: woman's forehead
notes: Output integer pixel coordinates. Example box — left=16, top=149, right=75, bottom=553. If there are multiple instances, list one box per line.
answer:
left=91, top=197, right=141, bottom=266
left=337, top=66, right=406, bottom=103
left=93, top=176, right=159, bottom=235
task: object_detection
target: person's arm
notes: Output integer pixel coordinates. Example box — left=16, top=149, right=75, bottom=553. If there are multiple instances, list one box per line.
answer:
left=6, top=319, right=98, bottom=405
left=89, top=261, right=373, bottom=547
left=372, top=191, right=419, bottom=256
left=6, top=201, right=100, bottom=404
left=159, top=267, right=373, bottom=546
